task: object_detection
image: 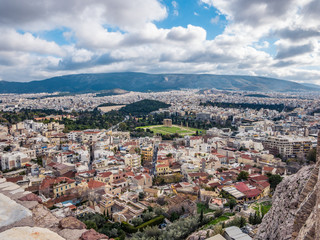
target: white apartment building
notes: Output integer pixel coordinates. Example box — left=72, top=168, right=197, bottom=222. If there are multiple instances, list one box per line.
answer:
left=263, top=135, right=313, bottom=159
left=0, top=151, right=30, bottom=170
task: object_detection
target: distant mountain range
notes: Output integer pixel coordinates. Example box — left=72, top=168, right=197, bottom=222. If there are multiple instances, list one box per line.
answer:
left=0, top=72, right=316, bottom=93
left=301, top=83, right=320, bottom=90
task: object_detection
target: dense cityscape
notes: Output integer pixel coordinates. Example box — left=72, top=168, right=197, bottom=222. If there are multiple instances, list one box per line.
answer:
left=1, top=89, right=320, bottom=239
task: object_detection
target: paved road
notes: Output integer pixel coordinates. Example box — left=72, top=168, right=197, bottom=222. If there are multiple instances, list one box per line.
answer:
left=107, top=115, right=129, bottom=132
left=151, top=144, right=158, bottom=176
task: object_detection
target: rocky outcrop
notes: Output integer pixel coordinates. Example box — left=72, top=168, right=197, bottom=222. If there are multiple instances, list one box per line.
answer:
left=0, top=177, right=106, bottom=240
left=32, top=204, right=59, bottom=229
left=187, top=229, right=215, bottom=240
left=59, top=216, right=86, bottom=230
left=255, top=165, right=314, bottom=240
left=80, top=229, right=109, bottom=240
left=19, top=193, right=42, bottom=203
left=256, top=132, right=320, bottom=240
left=59, top=229, right=87, bottom=240
left=0, top=226, right=66, bottom=240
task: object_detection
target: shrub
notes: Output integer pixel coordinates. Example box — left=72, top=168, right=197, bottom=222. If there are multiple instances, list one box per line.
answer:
left=136, top=215, right=165, bottom=230
left=226, top=216, right=247, bottom=228
left=84, top=220, right=97, bottom=231
left=122, top=215, right=165, bottom=233
left=121, top=222, right=137, bottom=233
left=131, top=217, right=143, bottom=227
left=214, top=208, right=224, bottom=218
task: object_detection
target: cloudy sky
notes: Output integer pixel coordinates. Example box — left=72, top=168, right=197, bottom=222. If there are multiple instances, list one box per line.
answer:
left=0, top=0, right=319, bottom=83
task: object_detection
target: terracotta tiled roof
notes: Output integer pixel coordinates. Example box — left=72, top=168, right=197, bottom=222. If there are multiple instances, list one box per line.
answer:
left=156, top=164, right=169, bottom=168
left=6, top=176, right=23, bottom=183
left=40, top=177, right=75, bottom=190
left=263, top=166, right=274, bottom=172
left=76, top=169, right=96, bottom=176
left=126, top=172, right=135, bottom=177
left=97, top=172, right=113, bottom=178
left=249, top=174, right=269, bottom=182
left=134, top=175, right=144, bottom=180
left=87, top=180, right=105, bottom=189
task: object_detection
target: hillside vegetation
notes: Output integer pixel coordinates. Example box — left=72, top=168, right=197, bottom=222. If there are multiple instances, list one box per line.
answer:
left=0, top=72, right=314, bottom=93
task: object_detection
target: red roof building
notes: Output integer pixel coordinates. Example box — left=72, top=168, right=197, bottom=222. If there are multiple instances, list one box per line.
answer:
left=87, top=180, right=106, bottom=190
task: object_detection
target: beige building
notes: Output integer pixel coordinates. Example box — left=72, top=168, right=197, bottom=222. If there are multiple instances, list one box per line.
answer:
left=124, top=154, right=141, bottom=168
left=263, top=136, right=312, bottom=159
left=132, top=174, right=152, bottom=188
left=141, top=146, right=153, bottom=163
left=163, top=119, right=172, bottom=127
left=96, top=171, right=113, bottom=184
left=105, top=184, right=122, bottom=196
left=53, top=179, right=76, bottom=198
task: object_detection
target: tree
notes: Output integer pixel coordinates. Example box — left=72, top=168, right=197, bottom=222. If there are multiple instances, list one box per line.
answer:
left=156, top=197, right=166, bottom=206
left=214, top=208, right=224, bottom=218
left=200, top=209, right=204, bottom=223
left=142, top=211, right=155, bottom=222
left=84, top=220, right=97, bottom=231
left=226, top=216, right=246, bottom=228
left=249, top=212, right=262, bottom=225
left=268, top=174, right=283, bottom=189
left=237, top=171, right=249, bottom=181
left=154, top=207, right=165, bottom=216
left=239, top=216, right=247, bottom=228
left=307, top=148, right=317, bottom=163
left=170, top=211, right=180, bottom=222
left=118, top=122, right=127, bottom=131
left=139, top=192, right=145, bottom=200
left=131, top=217, right=143, bottom=227
left=228, top=198, right=237, bottom=210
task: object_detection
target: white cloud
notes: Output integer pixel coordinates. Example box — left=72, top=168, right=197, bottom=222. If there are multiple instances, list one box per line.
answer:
left=0, top=0, right=167, bottom=31
left=0, top=0, right=319, bottom=83
left=210, top=16, right=219, bottom=24
left=0, top=28, right=64, bottom=56
left=167, top=25, right=207, bottom=42
left=172, top=1, right=179, bottom=16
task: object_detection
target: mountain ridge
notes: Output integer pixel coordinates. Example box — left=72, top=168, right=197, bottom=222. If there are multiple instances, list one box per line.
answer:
left=0, top=72, right=314, bottom=93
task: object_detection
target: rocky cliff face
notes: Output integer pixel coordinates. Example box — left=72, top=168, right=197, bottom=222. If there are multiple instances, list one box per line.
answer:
left=0, top=177, right=108, bottom=240
left=255, top=164, right=316, bottom=240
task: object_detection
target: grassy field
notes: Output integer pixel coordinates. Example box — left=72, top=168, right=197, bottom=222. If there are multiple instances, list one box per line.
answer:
left=253, top=201, right=272, bottom=216
left=137, top=124, right=205, bottom=136
left=207, top=216, right=229, bottom=225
